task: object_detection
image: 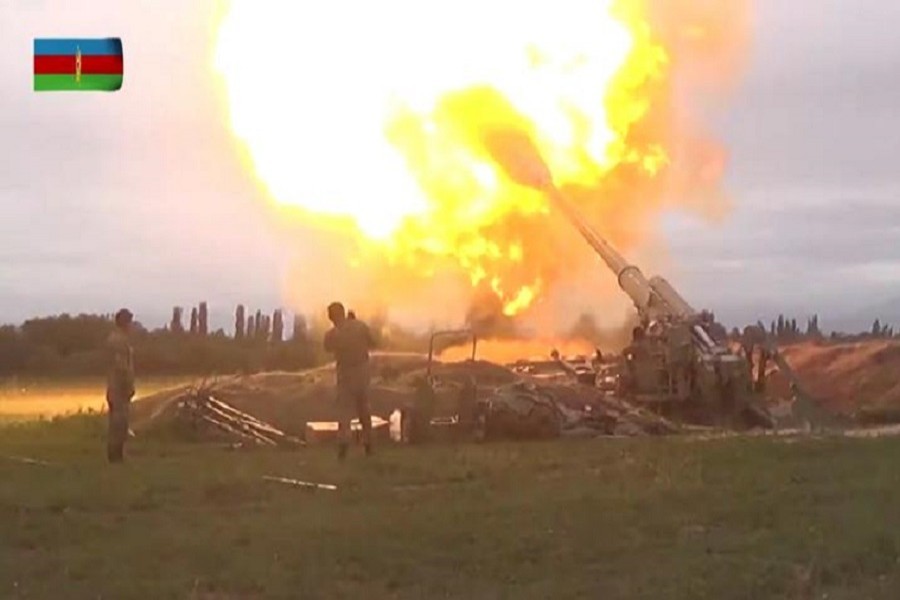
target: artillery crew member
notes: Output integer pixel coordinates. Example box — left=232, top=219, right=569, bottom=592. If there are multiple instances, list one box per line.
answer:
left=323, top=302, right=376, bottom=459
left=106, top=308, right=135, bottom=463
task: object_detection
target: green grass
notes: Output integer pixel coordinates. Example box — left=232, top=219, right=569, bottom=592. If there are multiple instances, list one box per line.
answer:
left=2, top=416, right=900, bottom=599
left=0, top=377, right=189, bottom=421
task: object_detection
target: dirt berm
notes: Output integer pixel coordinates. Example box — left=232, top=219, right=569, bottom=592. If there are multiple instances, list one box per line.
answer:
left=131, top=339, right=900, bottom=436
left=132, top=352, right=520, bottom=437
left=768, top=339, right=900, bottom=416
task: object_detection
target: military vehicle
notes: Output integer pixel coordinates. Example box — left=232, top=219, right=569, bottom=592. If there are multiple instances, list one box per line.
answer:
left=547, top=188, right=777, bottom=429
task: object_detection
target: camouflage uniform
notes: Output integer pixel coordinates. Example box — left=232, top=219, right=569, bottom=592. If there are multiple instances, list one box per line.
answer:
left=106, top=328, right=134, bottom=462
left=324, top=318, right=375, bottom=452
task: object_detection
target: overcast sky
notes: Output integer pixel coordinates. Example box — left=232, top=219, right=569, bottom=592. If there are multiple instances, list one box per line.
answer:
left=668, top=0, right=900, bottom=329
left=1, top=0, right=899, bottom=331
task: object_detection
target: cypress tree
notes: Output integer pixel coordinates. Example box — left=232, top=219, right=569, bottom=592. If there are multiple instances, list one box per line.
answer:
left=235, top=305, right=245, bottom=339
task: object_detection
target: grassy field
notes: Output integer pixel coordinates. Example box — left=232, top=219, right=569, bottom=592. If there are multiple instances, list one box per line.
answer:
left=2, top=417, right=900, bottom=599
left=0, top=377, right=190, bottom=422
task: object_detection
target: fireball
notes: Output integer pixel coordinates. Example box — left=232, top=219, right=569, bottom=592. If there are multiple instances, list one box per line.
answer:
left=214, top=1, right=682, bottom=318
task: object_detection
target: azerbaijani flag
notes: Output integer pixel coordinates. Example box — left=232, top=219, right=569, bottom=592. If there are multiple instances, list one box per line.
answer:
left=33, top=38, right=123, bottom=92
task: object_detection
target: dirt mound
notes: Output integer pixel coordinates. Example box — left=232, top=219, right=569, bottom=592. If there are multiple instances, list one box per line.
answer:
left=133, top=353, right=519, bottom=436
left=769, top=340, right=900, bottom=414
left=130, top=340, right=900, bottom=438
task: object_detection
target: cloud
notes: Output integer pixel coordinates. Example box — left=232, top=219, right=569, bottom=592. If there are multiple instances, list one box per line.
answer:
left=847, top=261, right=900, bottom=285
left=1, top=0, right=900, bottom=332
left=661, top=183, right=900, bottom=325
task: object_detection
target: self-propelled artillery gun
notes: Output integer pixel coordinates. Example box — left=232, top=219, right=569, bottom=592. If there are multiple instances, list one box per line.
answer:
left=547, top=188, right=776, bottom=428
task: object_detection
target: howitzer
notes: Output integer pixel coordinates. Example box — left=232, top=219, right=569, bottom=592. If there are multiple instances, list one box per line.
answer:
left=546, top=187, right=774, bottom=428
left=481, top=129, right=782, bottom=428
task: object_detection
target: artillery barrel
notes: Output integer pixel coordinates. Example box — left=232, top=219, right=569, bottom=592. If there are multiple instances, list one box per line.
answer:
left=647, top=276, right=696, bottom=319
left=546, top=187, right=656, bottom=314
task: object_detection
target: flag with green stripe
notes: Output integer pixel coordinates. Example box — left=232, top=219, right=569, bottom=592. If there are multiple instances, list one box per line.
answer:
left=34, top=38, right=123, bottom=92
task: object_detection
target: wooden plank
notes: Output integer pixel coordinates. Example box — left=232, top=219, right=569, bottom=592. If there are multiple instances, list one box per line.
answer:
left=262, top=475, right=337, bottom=491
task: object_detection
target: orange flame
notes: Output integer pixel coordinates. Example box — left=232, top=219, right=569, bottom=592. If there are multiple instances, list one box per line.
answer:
left=215, top=0, right=744, bottom=322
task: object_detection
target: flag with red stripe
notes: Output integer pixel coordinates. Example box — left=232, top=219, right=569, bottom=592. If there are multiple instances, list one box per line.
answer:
left=34, top=38, right=123, bottom=92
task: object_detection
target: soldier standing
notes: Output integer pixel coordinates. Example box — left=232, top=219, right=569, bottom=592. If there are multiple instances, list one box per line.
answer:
left=323, top=302, right=375, bottom=459
left=106, top=309, right=135, bottom=463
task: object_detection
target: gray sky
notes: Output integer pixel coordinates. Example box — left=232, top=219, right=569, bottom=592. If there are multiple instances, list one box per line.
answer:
left=666, top=0, right=900, bottom=329
left=1, top=0, right=899, bottom=332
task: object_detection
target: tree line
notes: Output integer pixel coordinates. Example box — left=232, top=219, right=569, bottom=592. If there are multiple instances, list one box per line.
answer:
left=750, top=314, right=897, bottom=342
left=0, top=302, right=434, bottom=378
left=0, top=303, right=324, bottom=377
left=1, top=305, right=897, bottom=378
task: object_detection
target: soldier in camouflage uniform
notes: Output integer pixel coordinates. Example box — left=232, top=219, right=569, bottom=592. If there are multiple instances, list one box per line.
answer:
left=106, top=309, right=135, bottom=463
left=323, top=302, right=376, bottom=459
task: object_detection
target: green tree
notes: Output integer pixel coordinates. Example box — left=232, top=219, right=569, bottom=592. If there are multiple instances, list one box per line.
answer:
left=170, top=307, right=184, bottom=334
left=235, top=305, right=245, bottom=339
left=272, top=310, right=284, bottom=343
left=20, top=314, right=111, bottom=357
left=198, top=302, right=209, bottom=337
